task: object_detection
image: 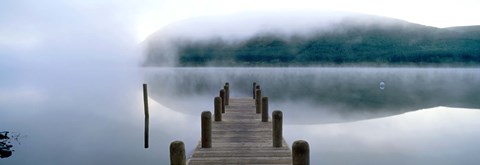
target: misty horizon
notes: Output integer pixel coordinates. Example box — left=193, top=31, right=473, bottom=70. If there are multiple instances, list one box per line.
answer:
left=143, top=11, right=480, bottom=67
left=2, top=1, right=480, bottom=164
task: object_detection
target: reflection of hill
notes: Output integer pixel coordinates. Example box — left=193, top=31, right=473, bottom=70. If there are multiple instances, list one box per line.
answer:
left=145, top=68, right=480, bottom=124
left=145, top=13, right=480, bottom=66
left=291, top=107, right=480, bottom=164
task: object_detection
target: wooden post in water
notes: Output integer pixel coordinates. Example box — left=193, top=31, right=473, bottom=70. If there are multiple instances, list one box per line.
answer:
left=262, top=97, right=269, bottom=122
left=201, top=111, right=212, bottom=148
left=143, top=84, right=149, bottom=118
left=224, top=84, right=229, bottom=105
left=170, top=141, right=186, bottom=165
left=144, top=118, right=149, bottom=148
left=255, top=89, right=262, bottom=114
left=214, top=97, right=222, bottom=121
left=252, top=82, right=257, bottom=99
left=143, top=84, right=149, bottom=148
left=273, top=110, right=283, bottom=147
left=219, top=89, right=226, bottom=113
left=292, top=140, right=310, bottom=165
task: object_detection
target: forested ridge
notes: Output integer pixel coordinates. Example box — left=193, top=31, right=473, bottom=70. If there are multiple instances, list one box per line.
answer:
left=145, top=17, right=480, bottom=66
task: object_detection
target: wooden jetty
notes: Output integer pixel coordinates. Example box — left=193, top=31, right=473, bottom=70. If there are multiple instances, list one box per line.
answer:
left=168, top=82, right=310, bottom=165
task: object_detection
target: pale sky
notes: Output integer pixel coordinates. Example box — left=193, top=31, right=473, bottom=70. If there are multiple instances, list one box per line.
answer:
left=134, top=0, right=480, bottom=42
left=0, top=0, right=479, bottom=66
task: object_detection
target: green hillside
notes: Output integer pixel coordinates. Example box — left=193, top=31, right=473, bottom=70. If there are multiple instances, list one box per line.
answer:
left=145, top=17, right=480, bottom=66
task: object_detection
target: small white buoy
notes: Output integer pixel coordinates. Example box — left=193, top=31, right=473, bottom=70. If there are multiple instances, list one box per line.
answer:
left=379, top=81, right=385, bottom=90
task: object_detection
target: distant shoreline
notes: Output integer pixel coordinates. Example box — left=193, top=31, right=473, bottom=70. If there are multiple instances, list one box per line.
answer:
left=143, top=62, right=480, bottom=68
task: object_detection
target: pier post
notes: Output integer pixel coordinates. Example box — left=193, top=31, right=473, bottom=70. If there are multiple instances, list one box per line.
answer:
left=201, top=111, right=212, bottom=148
left=214, top=97, right=222, bottom=121
left=255, top=89, right=262, bottom=114
left=253, top=82, right=257, bottom=98
left=143, top=84, right=149, bottom=118
left=262, top=97, right=268, bottom=122
left=273, top=110, right=283, bottom=147
left=224, top=84, right=229, bottom=105
left=143, top=84, right=149, bottom=148
left=220, top=89, right=226, bottom=113
left=170, top=141, right=186, bottom=165
left=292, top=140, right=310, bottom=165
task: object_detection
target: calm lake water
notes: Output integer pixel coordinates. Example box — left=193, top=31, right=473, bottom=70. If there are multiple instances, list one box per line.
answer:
left=146, top=67, right=480, bottom=123
left=1, top=67, right=479, bottom=164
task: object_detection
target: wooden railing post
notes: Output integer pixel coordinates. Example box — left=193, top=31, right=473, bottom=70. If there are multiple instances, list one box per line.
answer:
left=255, top=89, right=262, bottom=114
left=214, top=97, right=222, bottom=121
left=224, top=82, right=229, bottom=105
left=252, top=82, right=257, bottom=99
left=219, top=89, right=226, bottom=113
left=273, top=110, right=283, bottom=147
left=262, top=97, right=268, bottom=122
left=201, top=111, right=212, bottom=148
left=170, top=141, right=186, bottom=165
left=292, top=140, right=310, bottom=165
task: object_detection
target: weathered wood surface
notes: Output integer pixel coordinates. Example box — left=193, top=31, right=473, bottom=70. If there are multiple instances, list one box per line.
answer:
left=188, top=97, right=292, bottom=165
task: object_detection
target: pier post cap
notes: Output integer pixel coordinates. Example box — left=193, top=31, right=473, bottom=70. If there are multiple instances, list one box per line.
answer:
left=256, top=85, right=260, bottom=89
left=201, top=111, right=212, bottom=118
left=143, top=83, right=147, bottom=86
left=272, top=110, right=283, bottom=118
left=292, top=140, right=309, bottom=152
left=225, top=82, right=229, bottom=86
left=262, top=97, right=268, bottom=101
left=170, top=140, right=185, bottom=149
left=214, top=96, right=222, bottom=101
left=220, top=89, right=225, bottom=94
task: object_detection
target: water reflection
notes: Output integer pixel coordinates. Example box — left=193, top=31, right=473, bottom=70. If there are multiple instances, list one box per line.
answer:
left=2, top=66, right=479, bottom=164
left=379, top=81, right=385, bottom=90
left=145, top=67, right=480, bottom=123
left=284, top=107, right=480, bottom=164
left=0, top=67, right=196, bottom=165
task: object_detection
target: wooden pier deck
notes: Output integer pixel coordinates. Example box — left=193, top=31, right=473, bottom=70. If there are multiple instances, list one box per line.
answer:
left=187, top=97, right=292, bottom=165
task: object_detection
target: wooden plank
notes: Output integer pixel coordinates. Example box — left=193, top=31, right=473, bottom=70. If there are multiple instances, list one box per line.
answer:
left=188, top=98, right=292, bottom=165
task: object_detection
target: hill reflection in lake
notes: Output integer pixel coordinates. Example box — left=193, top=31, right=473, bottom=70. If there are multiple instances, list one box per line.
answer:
left=145, top=67, right=480, bottom=123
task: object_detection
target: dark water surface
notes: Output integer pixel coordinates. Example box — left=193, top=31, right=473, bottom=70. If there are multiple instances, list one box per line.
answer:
left=1, top=67, right=479, bottom=164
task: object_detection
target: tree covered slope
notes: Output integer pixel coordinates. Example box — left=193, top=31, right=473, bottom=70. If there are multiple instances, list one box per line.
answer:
left=144, top=13, right=480, bottom=66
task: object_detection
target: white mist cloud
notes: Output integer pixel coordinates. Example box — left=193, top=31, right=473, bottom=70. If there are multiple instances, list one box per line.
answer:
left=1, top=0, right=479, bottom=68
left=134, top=0, right=480, bottom=43
left=0, top=0, right=145, bottom=68
left=0, top=86, right=46, bottom=105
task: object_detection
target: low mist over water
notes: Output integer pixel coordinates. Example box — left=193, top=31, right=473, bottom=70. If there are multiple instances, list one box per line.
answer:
left=145, top=67, right=480, bottom=123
